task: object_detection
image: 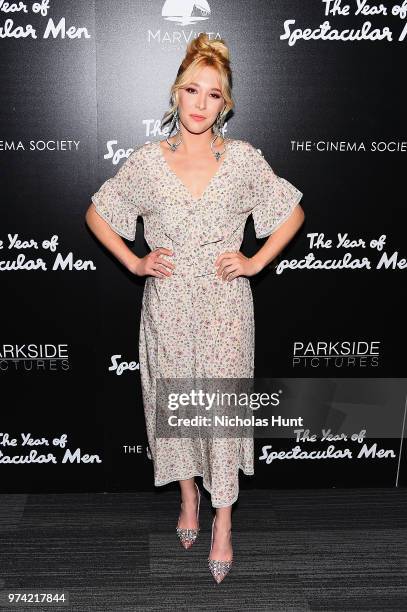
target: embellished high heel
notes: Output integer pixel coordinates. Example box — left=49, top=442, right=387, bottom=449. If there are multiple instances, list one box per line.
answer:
left=176, top=482, right=201, bottom=549
left=208, top=515, right=233, bottom=584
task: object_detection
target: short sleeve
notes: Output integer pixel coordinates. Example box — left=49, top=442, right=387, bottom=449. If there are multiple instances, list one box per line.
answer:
left=244, top=141, right=303, bottom=239
left=91, top=146, right=145, bottom=241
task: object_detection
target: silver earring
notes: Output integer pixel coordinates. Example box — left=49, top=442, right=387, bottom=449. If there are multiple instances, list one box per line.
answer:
left=166, top=107, right=182, bottom=152
left=210, top=107, right=227, bottom=161
left=213, top=107, right=226, bottom=137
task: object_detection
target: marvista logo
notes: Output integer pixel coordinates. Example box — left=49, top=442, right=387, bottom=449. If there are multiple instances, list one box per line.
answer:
left=162, top=0, right=211, bottom=26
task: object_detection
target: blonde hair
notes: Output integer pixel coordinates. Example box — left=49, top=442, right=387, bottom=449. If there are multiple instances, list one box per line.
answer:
left=162, top=33, right=234, bottom=130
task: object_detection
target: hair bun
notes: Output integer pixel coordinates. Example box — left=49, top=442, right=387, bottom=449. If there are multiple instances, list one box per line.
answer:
left=185, top=33, right=230, bottom=64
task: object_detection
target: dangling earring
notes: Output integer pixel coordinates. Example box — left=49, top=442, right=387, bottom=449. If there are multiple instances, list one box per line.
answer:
left=213, top=106, right=226, bottom=137
left=165, top=106, right=182, bottom=152
left=210, top=106, right=227, bottom=161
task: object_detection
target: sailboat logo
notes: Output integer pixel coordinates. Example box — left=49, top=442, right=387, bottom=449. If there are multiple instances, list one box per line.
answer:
left=162, top=0, right=211, bottom=26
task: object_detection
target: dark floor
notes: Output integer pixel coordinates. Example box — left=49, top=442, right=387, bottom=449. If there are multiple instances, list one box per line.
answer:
left=0, top=487, right=406, bottom=611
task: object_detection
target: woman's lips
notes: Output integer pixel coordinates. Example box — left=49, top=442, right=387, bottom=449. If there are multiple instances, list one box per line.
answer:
left=190, top=115, right=206, bottom=121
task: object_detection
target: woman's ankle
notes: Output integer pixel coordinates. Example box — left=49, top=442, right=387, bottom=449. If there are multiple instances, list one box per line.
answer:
left=214, top=514, right=232, bottom=530
left=181, top=489, right=198, bottom=504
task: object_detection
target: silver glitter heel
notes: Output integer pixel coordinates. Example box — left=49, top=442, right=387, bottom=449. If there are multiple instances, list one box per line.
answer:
left=176, top=482, right=201, bottom=549
left=208, top=515, right=233, bottom=584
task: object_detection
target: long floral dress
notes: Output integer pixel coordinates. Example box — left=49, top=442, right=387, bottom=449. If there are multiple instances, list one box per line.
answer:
left=91, top=138, right=303, bottom=507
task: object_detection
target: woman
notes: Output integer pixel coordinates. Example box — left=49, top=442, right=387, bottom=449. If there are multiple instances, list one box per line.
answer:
left=85, top=33, right=305, bottom=583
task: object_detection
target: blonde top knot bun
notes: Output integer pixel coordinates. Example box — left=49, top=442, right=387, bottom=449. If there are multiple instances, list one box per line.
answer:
left=162, top=33, right=234, bottom=128
left=184, top=32, right=231, bottom=65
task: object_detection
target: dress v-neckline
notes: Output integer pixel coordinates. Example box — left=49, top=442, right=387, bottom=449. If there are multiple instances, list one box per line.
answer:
left=156, top=138, right=232, bottom=203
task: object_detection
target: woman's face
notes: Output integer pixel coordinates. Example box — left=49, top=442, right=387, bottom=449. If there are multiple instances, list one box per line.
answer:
left=177, top=65, right=225, bottom=135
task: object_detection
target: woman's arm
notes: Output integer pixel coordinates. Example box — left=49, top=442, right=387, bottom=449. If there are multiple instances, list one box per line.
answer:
left=250, top=203, right=305, bottom=272
left=85, top=202, right=141, bottom=274
left=85, top=203, right=175, bottom=278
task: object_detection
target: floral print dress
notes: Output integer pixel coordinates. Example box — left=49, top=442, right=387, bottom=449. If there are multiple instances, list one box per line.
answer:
left=91, top=138, right=303, bottom=507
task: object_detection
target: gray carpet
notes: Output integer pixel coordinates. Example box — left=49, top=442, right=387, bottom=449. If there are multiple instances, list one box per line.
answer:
left=0, top=488, right=406, bottom=611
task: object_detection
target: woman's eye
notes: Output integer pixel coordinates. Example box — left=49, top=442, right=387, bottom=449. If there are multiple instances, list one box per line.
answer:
left=185, top=87, right=221, bottom=99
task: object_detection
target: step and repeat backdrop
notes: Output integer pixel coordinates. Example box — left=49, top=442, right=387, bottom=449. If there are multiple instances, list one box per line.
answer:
left=1, top=1, right=406, bottom=493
